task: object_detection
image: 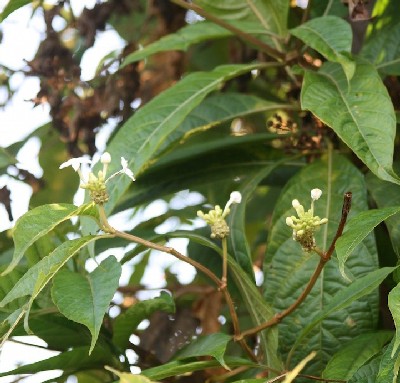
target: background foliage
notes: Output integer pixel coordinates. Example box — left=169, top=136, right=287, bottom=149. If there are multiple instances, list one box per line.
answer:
left=1, top=0, right=400, bottom=382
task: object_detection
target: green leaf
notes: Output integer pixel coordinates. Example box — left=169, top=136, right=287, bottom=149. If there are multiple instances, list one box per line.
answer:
left=122, top=22, right=231, bottom=66
left=348, top=355, right=381, bottom=383
left=104, top=63, right=264, bottom=213
left=376, top=338, right=400, bottom=383
left=366, top=172, right=400, bottom=257
left=3, top=203, right=99, bottom=275
left=228, top=164, right=279, bottom=279
left=322, top=331, right=393, bottom=380
left=195, top=0, right=289, bottom=41
left=113, top=291, right=175, bottom=350
left=174, top=333, right=231, bottom=369
left=264, top=152, right=380, bottom=375
left=141, top=356, right=256, bottom=381
left=389, top=283, right=400, bottom=357
left=301, top=61, right=399, bottom=185
left=51, top=256, right=122, bottom=354
left=0, top=0, right=32, bottom=22
left=291, top=16, right=355, bottom=80
left=0, top=345, right=117, bottom=377
left=336, top=207, right=400, bottom=280
left=292, top=267, right=396, bottom=358
left=0, top=236, right=104, bottom=307
left=156, top=92, right=289, bottom=156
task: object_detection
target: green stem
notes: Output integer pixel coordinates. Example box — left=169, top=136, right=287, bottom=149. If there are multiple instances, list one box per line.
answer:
left=221, top=237, right=228, bottom=287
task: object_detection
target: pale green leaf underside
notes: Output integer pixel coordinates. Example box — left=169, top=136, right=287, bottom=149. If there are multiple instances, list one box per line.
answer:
left=291, top=15, right=355, bottom=80
left=51, top=256, right=122, bottom=354
left=301, top=61, right=399, bottom=185
left=336, top=207, right=400, bottom=279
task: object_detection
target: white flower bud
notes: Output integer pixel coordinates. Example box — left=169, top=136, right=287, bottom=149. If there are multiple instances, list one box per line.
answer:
left=311, top=188, right=322, bottom=201
left=101, top=152, right=112, bottom=164
left=229, top=191, right=242, bottom=204
left=286, top=217, right=294, bottom=227
left=292, top=199, right=301, bottom=208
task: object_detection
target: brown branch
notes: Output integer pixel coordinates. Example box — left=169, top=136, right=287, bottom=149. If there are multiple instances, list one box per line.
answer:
left=170, top=0, right=285, bottom=61
left=236, top=192, right=353, bottom=340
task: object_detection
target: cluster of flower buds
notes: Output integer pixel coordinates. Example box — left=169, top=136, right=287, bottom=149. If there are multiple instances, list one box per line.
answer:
left=59, top=152, right=135, bottom=205
left=197, top=191, right=242, bottom=239
left=286, top=188, right=328, bottom=251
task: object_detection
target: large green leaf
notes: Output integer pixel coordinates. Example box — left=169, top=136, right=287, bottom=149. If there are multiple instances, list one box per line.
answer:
left=156, top=92, right=289, bottom=157
left=113, top=291, right=175, bottom=350
left=103, top=64, right=263, bottom=213
left=301, top=61, right=399, bottom=185
left=0, top=0, right=32, bottom=22
left=264, top=152, right=379, bottom=375
left=174, top=333, right=232, bottom=369
left=322, top=331, right=393, bottom=380
left=336, top=207, right=400, bottom=280
left=51, top=256, right=122, bottom=354
left=0, top=345, right=118, bottom=377
left=3, top=203, right=99, bottom=275
left=348, top=355, right=381, bottom=383
left=290, top=16, right=355, bottom=80
left=142, top=356, right=256, bottom=381
left=366, top=171, right=400, bottom=257
left=122, top=22, right=231, bottom=66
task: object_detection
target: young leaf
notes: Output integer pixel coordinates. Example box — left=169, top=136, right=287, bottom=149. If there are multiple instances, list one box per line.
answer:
left=291, top=16, right=355, bottom=80
left=336, top=207, right=400, bottom=280
left=51, top=256, right=122, bottom=354
left=301, top=61, right=399, bottom=185
left=174, top=333, right=232, bottom=369
left=103, top=63, right=264, bottom=213
left=3, top=203, right=99, bottom=275
left=322, top=331, right=393, bottom=380
left=105, top=366, right=155, bottom=383
left=113, top=291, right=175, bottom=350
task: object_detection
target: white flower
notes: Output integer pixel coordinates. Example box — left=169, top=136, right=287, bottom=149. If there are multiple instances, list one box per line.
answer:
left=59, top=157, right=92, bottom=172
left=229, top=191, right=242, bottom=204
left=120, top=157, right=135, bottom=181
left=311, top=188, right=322, bottom=201
left=292, top=199, right=300, bottom=208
